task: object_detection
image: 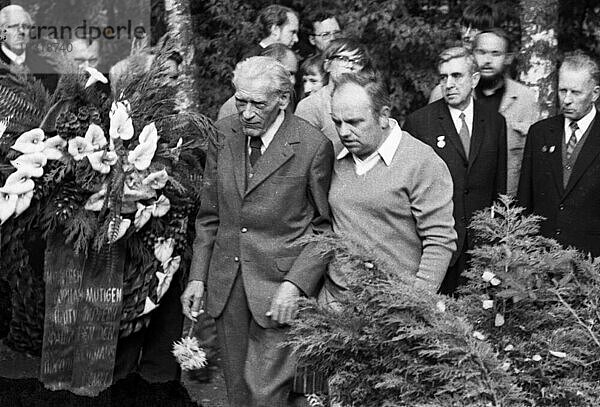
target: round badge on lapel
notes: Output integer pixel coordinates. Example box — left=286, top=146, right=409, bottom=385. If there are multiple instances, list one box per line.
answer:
left=542, top=145, right=548, bottom=153
left=437, top=136, right=446, bottom=149
left=549, top=145, right=555, bottom=153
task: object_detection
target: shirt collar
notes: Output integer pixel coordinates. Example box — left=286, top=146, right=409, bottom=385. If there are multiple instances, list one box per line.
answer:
left=2, top=44, right=25, bottom=65
left=566, top=105, right=597, bottom=137
left=336, top=118, right=402, bottom=165
left=447, top=96, right=474, bottom=122
left=260, top=109, right=285, bottom=149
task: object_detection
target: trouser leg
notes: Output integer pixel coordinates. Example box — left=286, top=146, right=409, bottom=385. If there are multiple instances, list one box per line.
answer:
left=215, top=272, right=251, bottom=407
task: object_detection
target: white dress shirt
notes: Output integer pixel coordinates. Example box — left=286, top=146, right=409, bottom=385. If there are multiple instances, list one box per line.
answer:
left=448, top=97, right=474, bottom=137
left=337, top=118, right=403, bottom=175
left=1, top=44, right=25, bottom=65
left=564, top=106, right=597, bottom=144
left=247, top=109, right=285, bottom=155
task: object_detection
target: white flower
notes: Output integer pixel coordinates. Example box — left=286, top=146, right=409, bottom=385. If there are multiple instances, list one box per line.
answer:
left=128, top=122, right=158, bottom=171
left=87, top=150, right=118, bottom=174
left=14, top=190, right=34, bottom=217
left=162, top=255, right=181, bottom=276
left=11, top=129, right=45, bottom=154
left=482, top=271, right=495, bottom=282
left=482, top=300, right=494, bottom=309
left=67, top=136, right=94, bottom=161
left=154, top=237, right=175, bottom=263
left=142, top=169, right=169, bottom=189
left=0, top=192, right=17, bottom=224
left=504, top=344, right=514, bottom=352
left=435, top=300, right=446, bottom=313
left=84, top=187, right=107, bottom=211
left=134, top=202, right=153, bottom=230
left=152, top=195, right=170, bottom=217
left=532, top=354, right=542, bottom=362
left=157, top=255, right=181, bottom=300
left=490, top=277, right=502, bottom=286
left=84, top=66, right=108, bottom=88
left=84, top=123, right=108, bottom=149
left=107, top=217, right=131, bottom=244
left=473, top=331, right=486, bottom=341
left=172, top=336, right=207, bottom=371
left=10, top=152, right=47, bottom=177
left=549, top=350, right=567, bottom=358
left=109, top=101, right=134, bottom=140
left=0, top=169, right=35, bottom=195
left=494, top=313, right=505, bottom=327
left=43, top=135, right=67, bottom=160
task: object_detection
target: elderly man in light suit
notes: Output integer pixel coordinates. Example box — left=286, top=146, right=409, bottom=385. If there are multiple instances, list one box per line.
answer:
left=182, top=56, right=333, bottom=407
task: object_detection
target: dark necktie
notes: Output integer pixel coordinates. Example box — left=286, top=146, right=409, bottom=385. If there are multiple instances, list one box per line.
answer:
left=249, top=136, right=263, bottom=167
left=459, top=112, right=470, bottom=157
left=566, top=121, right=579, bottom=161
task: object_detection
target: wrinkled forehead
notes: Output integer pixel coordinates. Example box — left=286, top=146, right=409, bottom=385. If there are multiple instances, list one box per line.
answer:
left=3, top=9, right=31, bottom=24
left=235, top=76, right=277, bottom=100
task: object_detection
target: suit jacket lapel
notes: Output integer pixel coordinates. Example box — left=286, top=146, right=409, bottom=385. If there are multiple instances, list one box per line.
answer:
left=437, top=103, right=468, bottom=163
left=245, top=114, right=296, bottom=196
left=564, top=116, right=600, bottom=198
left=546, top=116, right=565, bottom=196
left=468, top=103, right=485, bottom=167
left=226, top=120, right=247, bottom=198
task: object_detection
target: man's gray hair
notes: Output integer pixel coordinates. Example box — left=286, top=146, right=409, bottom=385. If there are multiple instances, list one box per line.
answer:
left=0, top=5, right=33, bottom=27
left=561, top=50, right=600, bottom=86
left=437, top=46, right=479, bottom=74
left=232, top=56, right=292, bottom=96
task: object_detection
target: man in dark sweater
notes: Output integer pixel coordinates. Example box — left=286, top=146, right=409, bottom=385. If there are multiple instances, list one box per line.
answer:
left=404, top=47, right=507, bottom=295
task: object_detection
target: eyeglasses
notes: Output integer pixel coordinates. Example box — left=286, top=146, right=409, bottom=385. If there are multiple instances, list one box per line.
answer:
left=330, top=54, right=363, bottom=66
left=312, top=30, right=340, bottom=39
left=6, top=23, right=32, bottom=31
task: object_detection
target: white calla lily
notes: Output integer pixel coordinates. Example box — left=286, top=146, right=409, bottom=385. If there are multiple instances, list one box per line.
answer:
left=87, top=150, right=118, bottom=174
left=152, top=195, right=170, bottom=217
left=0, top=192, right=17, bottom=224
left=154, top=237, right=175, bottom=263
left=134, top=202, right=153, bottom=230
left=84, top=187, right=107, bottom=211
left=157, top=255, right=181, bottom=300
left=84, top=66, right=109, bottom=88
left=84, top=123, right=108, bottom=149
left=109, top=101, right=134, bottom=140
left=11, top=129, right=45, bottom=154
left=139, top=122, right=158, bottom=144
left=14, top=190, right=34, bottom=217
left=0, top=169, right=35, bottom=194
left=128, top=140, right=158, bottom=171
left=142, top=169, right=169, bottom=189
left=43, top=135, right=67, bottom=160
left=10, top=152, right=47, bottom=171
left=67, top=136, right=94, bottom=161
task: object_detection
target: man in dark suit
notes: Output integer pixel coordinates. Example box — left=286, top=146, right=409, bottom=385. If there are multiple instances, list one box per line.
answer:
left=181, top=56, right=333, bottom=406
left=0, top=5, right=58, bottom=93
left=404, top=46, right=507, bottom=295
left=518, top=51, right=600, bottom=257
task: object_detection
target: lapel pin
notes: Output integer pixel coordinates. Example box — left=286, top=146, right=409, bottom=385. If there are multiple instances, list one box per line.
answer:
left=436, top=136, right=446, bottom=148
left=549, top=145, right=555, bottom=153
left=542, top=145, right=548, bottom=153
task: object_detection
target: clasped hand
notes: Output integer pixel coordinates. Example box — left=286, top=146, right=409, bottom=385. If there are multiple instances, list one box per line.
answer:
left=266, top=281, right=300, bottom=324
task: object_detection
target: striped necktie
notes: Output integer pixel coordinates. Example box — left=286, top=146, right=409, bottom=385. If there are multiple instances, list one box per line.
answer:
left=459, top=112, right=470, bottom=157
left=566, top=121, right=579, bottom=161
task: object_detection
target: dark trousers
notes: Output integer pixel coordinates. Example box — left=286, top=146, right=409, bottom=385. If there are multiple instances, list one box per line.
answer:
left=113, top=278, right=184, bottom=383
left=216, top=272, right=307, bottom=407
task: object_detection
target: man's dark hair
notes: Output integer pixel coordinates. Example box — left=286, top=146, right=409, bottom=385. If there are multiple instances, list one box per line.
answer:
left=334, top=70, right=390, bottom=117
left=308, top=10, right=339, bottom=34
left=461, top=3, right=501, bottom=30
left=474, top=27, right=513, bottom=53
left=323, top=37, right=372, bottom=70
left=561, top=50, right=600, bottom=86
left=256, top=4, right=297, bottom=39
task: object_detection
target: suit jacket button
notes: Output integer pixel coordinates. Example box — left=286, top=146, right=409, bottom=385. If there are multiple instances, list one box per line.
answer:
left=234, top=256, right=240, bottom=262
left=555, top=229, right=561, bottom=235
left=248, top=173, right=254, bottom=178
left=559, top=204, right=565, bottom=211
left=241, top=227, right=248, bottom=233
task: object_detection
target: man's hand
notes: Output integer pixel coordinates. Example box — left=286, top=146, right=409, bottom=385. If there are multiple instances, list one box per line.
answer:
left=181, top=280, right=205, bottom=322
left=266, top=281, right=301, bottom=324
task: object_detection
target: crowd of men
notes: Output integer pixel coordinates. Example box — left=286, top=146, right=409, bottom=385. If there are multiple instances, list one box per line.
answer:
left=3, top=2, right=600, bottom=406
left=178, top=3, right=600, bottom=407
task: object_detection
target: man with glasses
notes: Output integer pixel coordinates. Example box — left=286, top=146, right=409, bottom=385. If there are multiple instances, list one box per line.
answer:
left=404, top=47, right=507, bottom=295
left=308, top=11, right=341, bottom=54
left=0, top=5, right=58, bottom=92
left=296, top=38, right=372, bottom=154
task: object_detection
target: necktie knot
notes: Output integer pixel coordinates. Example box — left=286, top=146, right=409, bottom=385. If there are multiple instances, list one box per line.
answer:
left=249, top=136, right=263, bottom=167
left=569, top=121, right=579, bottom=132
left=249, top=136, right=263, bottom=149
left=459, top=112, right=466, bottom=120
